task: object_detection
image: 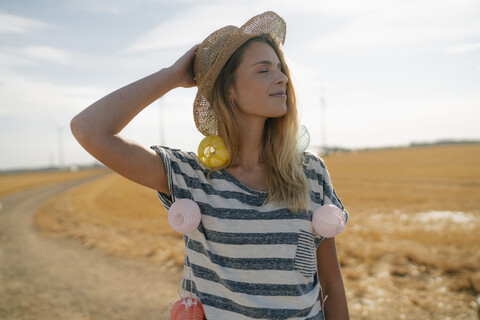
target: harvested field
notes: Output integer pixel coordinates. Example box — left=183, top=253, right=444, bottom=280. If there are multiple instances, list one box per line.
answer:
left=323, top=144, right=480, bottom=319
left=35, top=173, right=184, bottom=271
left=34, top=144, right=480, bottom=319
left=0, top=167, right=107, bottom=197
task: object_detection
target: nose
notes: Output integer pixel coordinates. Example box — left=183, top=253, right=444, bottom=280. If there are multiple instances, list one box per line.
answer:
left=275, top=69, right=288, bottom=85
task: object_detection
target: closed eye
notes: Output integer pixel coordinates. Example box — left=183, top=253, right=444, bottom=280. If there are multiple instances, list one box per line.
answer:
left=253, top=60, right=282, bottom=73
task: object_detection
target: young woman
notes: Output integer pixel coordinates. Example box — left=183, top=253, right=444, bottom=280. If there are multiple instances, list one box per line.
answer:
left=71, top=11, right=350, bottom=320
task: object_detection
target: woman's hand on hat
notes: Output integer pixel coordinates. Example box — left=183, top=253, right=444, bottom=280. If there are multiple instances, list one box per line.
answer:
left=168, top=44, right=199, bottom=89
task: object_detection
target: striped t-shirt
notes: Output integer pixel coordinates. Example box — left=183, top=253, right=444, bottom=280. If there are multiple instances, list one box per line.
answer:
left=152, top=146, right=348, bottom=320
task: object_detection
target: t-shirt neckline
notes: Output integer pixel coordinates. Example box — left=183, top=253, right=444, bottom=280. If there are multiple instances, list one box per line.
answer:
left=220, top=168, right=268, bottom=195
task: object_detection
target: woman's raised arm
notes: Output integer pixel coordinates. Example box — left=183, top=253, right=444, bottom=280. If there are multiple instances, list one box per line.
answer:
left=71, top=45, right=199, bottom=193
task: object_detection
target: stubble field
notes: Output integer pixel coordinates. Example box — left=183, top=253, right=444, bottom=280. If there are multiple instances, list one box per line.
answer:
left=0, top=167, right=106, bottom=197
left=32, top=144, right=480, bottom=319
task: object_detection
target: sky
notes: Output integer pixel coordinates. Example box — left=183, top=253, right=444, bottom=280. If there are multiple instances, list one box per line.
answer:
left=1, top=0, right=479, bottom=170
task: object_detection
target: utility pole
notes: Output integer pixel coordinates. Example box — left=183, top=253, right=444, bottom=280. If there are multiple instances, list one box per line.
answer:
left=58, top=125, right=64, bottom=169
left=320, top=87, right=327, bottom=150
left=50, top=118, right=65, bottom=170
left=158, top=99, right=165, bottom=146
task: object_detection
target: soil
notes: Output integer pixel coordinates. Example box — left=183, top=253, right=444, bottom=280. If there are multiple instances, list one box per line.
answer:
left=3, top=144, right=480, bottom=320
left=0, top=178, right=182, bottom=320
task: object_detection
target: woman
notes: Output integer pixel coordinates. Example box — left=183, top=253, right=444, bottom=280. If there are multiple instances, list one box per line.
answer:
left=71, top=11, right=349, bottom=320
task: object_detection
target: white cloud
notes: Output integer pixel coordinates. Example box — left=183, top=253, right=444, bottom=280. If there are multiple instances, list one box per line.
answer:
left=312, top=94, right=480, bottom=149
left=312, top=0, right=480, bottom=51
left=445, top=42, right=480, bottom=54
left=124, top=3, right=264, bottom=52
left=68, top=1, right=121, bottom=14
left=262, top=0, right=402, bottom=17
left=0, top=72, right=104, bottom=120
left=66, top=0, right=210, bottom=14
left=123, top=0, right=408, bottom=52
left=1, top=1, right=479, bottom=169
left=0, top=46, right=73, bottom=70
left=0, top=50, right=34, bottom=69
left=23, top=46, right=72, bottom=64
left=0, top=11, right=50, bottom=34
left=0, top=70, right=108, bottom=170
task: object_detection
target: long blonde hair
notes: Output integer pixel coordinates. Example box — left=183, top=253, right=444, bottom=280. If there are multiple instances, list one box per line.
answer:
left=212, top=35, right=310, bottom=213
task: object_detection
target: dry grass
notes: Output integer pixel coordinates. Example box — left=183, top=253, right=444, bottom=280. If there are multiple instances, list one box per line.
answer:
left=324, top=144, right=480, bottom=214
left=34, top=144, right=480, bottom=319
left=324, top=144, right=480, bottom=319
left=0, top=168, right=107, bottom=197
left=35, top=173, right=185, bottom=271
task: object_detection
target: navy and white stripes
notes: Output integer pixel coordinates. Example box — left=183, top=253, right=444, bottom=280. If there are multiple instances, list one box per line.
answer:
left=152, top=146, right=347, bottom=319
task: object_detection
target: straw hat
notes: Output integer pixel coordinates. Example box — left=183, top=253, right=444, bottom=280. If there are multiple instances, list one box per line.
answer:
left=193, top=11, right=287, bottom=136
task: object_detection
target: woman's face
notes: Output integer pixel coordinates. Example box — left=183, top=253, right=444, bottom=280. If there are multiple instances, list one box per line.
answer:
left=229, top=41, right=288, bottom=122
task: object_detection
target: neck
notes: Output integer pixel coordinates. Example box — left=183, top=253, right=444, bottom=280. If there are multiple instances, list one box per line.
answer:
left=230, top=117, right=265, bottom=169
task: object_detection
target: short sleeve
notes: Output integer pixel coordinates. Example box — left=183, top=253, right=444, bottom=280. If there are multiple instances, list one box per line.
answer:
left=150, top=146, right=203, bottom=211
left=303, top=152, right=349, bottom=244
left=320, top=158, right=349, bottom=223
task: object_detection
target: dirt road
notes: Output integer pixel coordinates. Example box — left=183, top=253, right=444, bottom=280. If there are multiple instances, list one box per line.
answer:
left=0, top=177, right=182, bottom=320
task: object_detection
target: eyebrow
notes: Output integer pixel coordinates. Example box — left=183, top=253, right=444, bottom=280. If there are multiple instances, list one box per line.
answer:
left=252, top=60, right=282, bottom=68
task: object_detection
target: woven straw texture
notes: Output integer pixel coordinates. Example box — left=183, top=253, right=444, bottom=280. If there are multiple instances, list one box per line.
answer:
left=193, top=11, right=286, bottom=136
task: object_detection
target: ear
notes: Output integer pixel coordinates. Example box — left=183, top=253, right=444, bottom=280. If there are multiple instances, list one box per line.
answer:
left=228, top=85, right=237, bottom=105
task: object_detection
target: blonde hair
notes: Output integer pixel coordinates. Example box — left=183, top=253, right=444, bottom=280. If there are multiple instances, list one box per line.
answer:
left=212, top=35, right=310, bottom=213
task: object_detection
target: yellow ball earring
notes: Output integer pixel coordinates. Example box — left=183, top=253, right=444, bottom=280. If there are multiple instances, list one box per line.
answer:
left=197, top=135, right=229, bottom=168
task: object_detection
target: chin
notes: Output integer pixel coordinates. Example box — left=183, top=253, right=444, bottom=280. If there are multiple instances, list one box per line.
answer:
left=274, top=105, right=288, bottom=117
left=269, top=112, right=287, bottom=119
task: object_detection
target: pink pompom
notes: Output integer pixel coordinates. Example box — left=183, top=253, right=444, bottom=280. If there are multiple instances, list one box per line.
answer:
left=170, top=297, right=205, bottom=320
left=168, top=199, right=201, bottom=234
left=312, top=204, right=346, bottom=238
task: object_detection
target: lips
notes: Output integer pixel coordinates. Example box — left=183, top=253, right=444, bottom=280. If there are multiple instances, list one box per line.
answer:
left=269, top=91, right=286, bottom=97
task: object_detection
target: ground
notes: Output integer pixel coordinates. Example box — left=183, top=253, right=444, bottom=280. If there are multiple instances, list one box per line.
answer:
left=1, top=144, right=479, bottom=319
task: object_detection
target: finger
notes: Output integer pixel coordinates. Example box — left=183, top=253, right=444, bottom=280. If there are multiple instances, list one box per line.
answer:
left=189, top=44, right=200, bottom=53
left=191, top=44, right=200, bottom=56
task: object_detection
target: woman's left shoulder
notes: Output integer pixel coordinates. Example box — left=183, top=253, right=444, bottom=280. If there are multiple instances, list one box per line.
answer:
left=302, top=151, right=327, bottom=173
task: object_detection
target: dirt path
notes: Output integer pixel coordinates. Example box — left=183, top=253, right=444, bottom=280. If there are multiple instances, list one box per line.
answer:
left=0, top=177, right=182, bottom=320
